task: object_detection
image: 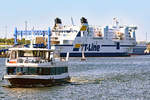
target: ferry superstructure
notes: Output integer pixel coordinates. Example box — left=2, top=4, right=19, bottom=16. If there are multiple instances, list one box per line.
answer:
left=53, top=17, right=137, bottom=57
left=51, top=18, right=79, bottom=45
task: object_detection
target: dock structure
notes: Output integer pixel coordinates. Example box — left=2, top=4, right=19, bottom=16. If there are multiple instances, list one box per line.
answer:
left=0, top=27, right=52, bottom=58
left=0, top=48, right=8, bottom=57
left=13, top=27, right=51, bottom=49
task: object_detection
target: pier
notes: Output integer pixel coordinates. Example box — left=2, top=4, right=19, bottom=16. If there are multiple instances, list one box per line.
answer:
left=0, top=48, right=8, bottom=57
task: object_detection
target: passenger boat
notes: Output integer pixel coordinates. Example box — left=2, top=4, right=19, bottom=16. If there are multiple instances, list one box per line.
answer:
left=4, top=29, right=70, bottom=87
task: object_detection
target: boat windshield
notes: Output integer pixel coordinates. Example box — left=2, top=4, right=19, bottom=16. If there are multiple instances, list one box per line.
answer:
left=9, top=50, right=52, bottom=63
left=18, top=50, right=47, bottom=58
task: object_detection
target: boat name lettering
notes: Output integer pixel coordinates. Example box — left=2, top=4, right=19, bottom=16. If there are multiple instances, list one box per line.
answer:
left=82, top=44, right=100, bottom=51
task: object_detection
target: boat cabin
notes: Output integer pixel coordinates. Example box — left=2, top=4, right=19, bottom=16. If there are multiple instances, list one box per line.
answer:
left=6, top=47, right=68, bottom=76
left=7, top=47, right=54, bottom=64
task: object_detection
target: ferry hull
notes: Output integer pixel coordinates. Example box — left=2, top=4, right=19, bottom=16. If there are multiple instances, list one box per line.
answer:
left=7, top=77, right=70, bottom=87
left=60, top=52, right=130, bottom=57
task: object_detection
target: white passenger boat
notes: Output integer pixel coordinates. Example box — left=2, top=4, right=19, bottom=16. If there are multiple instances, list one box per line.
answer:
left=4, top=29, right=70, bottom=87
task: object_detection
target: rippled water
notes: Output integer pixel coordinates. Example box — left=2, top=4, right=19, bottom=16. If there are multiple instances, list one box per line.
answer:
left=0, top=56, right=150, bottom=100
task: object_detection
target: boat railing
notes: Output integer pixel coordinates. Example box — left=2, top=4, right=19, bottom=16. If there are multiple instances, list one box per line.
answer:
left=7, top=57, right=52, bottom=64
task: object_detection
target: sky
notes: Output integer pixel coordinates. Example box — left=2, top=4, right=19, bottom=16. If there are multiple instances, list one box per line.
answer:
left=0, top=0, right=150, bottom=41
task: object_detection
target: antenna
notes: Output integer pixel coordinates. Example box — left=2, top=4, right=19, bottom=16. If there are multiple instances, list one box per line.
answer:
left=146, top=32, right=147, bottom=43
left=113, top=17, right=119, bottom=27
left=5, top=25, right=7, bottom=39
left=71, top=17, right=74, bottom=26
left=25, top=21, right=27, bottom=32
left=25, top=21, right=27, bottom=44
left=5, top=25, right=8, bottom=45
left=30, top=27, right=34, bottom=48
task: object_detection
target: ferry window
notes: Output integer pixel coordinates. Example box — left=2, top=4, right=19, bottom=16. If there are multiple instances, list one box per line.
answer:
left=37, top=68, right=42, bottom=75
left=24, top=51, right=33, bottom=57
left=18, top=51, right=24, bottom=57
left=33, top=51, right=38, bottom=57
left=11, top=51, right=17, bottom=59
left=45, top=52, right=50, bottom=61
left=7, top=67, right=16, bottom=75
left=55, top=67, right=59, bottom=74
left=64, top=67, right=68, bottom=73
left=41, top=68, right=50, bottom=75
left=39, top=51, right=43, bottom=57
left=60, top=67, right=64, bottom=74
left=65, top=67, right=68, bottom=72
left=22, top=67, right=29, bottom=75
left=16, top=67, right=22, bottom=73
left=56, top=67, right=62, bottom=75
left=28, top=67, right=37, bottom=75
left=15, top=67, right=25, bottom=75
left=50, top=67, right=56, bottom=75
left=37, top=51, right=45, bottom=58
left=43, top=51, right=46, bottom=59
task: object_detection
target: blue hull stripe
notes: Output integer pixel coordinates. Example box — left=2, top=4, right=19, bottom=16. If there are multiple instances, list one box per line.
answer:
left=54, top=45, right=134, bottom=47
left=60, top=52, right=129, bottom=57
left=102, top=45, right=135, bottom=47
left=54, top=45, right=73, bottom=46
left=73, top=48, right=79, bottom=51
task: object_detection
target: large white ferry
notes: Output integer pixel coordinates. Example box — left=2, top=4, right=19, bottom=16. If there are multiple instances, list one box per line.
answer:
left=4, top=30, right=70, bottom=87
left=53, top=17, right=137, bottom=57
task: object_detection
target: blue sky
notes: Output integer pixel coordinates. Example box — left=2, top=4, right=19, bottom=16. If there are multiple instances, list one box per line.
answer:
left=0, top=0, right=150, bottom=41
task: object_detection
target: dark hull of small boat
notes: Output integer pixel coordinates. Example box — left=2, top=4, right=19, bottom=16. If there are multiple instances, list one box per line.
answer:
left=7, top=77, right=70, bottom=87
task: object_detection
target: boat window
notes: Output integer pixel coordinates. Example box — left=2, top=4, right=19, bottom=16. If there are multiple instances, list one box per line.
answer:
left=64, top=67, right=68, bottom=73
left=7, top=67, right=68, bottom=75
left=18, top=50, right=48, bottom=59
left=16, top=67, right=22, bottom=73
left=7, top=67, right=16, bottom=75
left=59, top=67, right=63, bottom=74
left=17, top=59, right=24, bottom=63
left=37, top=67, right=42, bottom=75
left=55, top=67, right=60, bottom=74
left=33, top=51, right=38, bottom=57
left=55, top=67, right=67, bottom=75
left=24, top=51, right=33, bottom=57
left=28, top=67, right=37, bottom=75
left=41, top=68, right=50, bottom=75
left=45, top=52, right=50, bottom=61
left=18, top=51, right=24, bottom=57
left=18, top=50, right=34, bottom=57
left=50, top=67, right=56, bottom=75
left=22, top=67, right=29, bottom=75
left=16, top=67, right=24, bottom=75
left=11, top=51, right=17, bottom=59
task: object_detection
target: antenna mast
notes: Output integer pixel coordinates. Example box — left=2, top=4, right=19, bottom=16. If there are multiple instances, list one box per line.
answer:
left=25, top=21, right=28, bottom=44
left=71, top=17, right=74, bottom=26
left=146, top=32, right=147, bottom=43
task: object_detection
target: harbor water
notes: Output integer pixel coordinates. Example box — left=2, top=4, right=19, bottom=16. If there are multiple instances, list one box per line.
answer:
left=0, top=55, right=150, bottom=100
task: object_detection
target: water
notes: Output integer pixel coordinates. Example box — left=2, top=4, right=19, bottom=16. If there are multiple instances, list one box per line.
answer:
left=0, top=56, right=150, bottom=100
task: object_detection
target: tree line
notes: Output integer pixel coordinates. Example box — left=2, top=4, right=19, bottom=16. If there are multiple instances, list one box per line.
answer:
left=0, top=38, right=30, bottom=45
